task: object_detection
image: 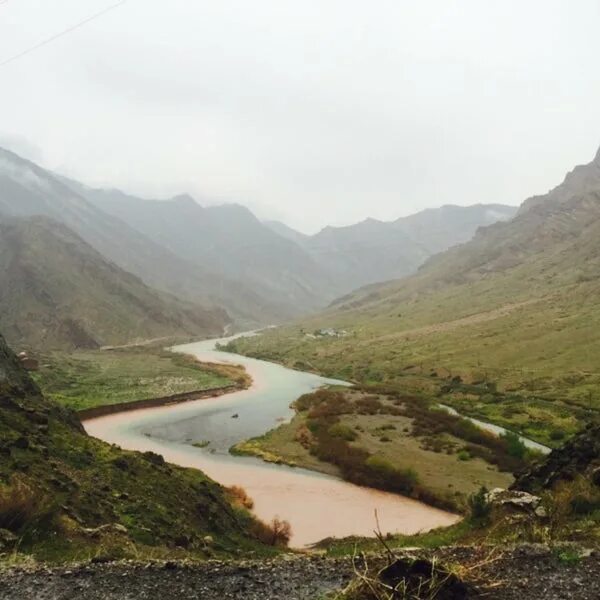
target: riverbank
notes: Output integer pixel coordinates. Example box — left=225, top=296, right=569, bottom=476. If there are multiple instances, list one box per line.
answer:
left=232, top=388, right=519, bottom=512
left=33, top=346, right=246, bottom=412
left=77, top=384, right=241, bottom=420
left=83, top=334, right=460, bottom=546
left=224, top=331, right=595, bottom=448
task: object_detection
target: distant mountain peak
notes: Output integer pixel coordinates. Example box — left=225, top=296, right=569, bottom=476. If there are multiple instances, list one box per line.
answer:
left=595, top=145, right=600, bottom=164
left=171, top=193, right=197, bottom=206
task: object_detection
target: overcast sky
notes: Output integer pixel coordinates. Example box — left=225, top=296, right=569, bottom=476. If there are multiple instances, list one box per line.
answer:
left=1, top=1, right=599, bottom=233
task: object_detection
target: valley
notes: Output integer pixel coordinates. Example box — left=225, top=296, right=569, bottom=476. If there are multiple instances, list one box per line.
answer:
left=1, top=144, right=599, bottom=596
left=2, top=5, right=600, bottom=596
left=227, top=147, right=600, bottom=449
left=81, top=333, right=460, bottom=547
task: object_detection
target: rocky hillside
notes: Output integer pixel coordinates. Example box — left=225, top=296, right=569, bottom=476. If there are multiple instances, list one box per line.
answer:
left=0, top=217, right=227, bottom=350
left=513, top=423, right=600, bottom=494
left=0, top=331, right=271, bottom=561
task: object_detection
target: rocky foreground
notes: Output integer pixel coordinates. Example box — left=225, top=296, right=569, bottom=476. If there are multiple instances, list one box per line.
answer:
left=1, top=545, right=599, bottom=600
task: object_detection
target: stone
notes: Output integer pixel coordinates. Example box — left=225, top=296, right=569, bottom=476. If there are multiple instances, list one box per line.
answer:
left=0, top=529, right=18, bottom=551
left=486, top=488, right=542, bottom=510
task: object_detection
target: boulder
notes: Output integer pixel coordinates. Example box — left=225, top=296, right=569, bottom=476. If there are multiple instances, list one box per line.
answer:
left=486, top=488, right=542, bottom=511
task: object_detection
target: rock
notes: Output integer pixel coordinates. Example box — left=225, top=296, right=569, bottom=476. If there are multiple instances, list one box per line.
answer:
left=141, top=451, right=165, bottom=466
left=369, top=555, right=475, bottom=599
left=82, top=523, right=129, bottom=538
left=0, top=529, right=18, bottom=551
left=512, top=425, right=600, bottom=493
left=486, top=488, right=542, bottom=510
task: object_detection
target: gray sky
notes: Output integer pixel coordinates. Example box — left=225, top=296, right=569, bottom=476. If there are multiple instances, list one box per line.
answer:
left=1, top=0, right=599, bottom=233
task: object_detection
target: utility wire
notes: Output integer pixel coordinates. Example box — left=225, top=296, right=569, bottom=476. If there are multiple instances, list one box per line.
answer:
left=0, top=0, right=129, bottom=68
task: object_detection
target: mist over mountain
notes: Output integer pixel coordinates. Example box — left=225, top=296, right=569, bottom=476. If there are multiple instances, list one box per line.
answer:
left=267, top=204, right=516, bottom=292
left=248, top=145, right=600, bottom=406
left=64, top=182, right=340, bottom=317
left=518, top=145, right=600, bottom=215
left=0, top=148, right=295, bottom=327
left=1, top=144, right=518, bottom=345
left=0, top=216, right=227, bottom=349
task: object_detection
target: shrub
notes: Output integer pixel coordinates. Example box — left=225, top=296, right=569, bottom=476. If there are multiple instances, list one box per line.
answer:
left=364, top=456, right=419, bottom=494
left=0, top=477, right=53, bottom=533
left=355, top=396, right=384, bottom=415
left=227, top=485, right=254, bottom=509
left=251, top=517, right=292, bottom=547
left=467, top=486, right=491, bottom=525
left=328, top=423, right=358, bottom=441
left=457, top=450, right=471, bottom=461
left=501, top=431, right=527, bottom=459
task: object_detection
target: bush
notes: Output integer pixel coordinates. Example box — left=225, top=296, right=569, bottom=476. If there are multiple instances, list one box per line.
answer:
left=364, top=456, right=419, bottom=494
left=328, top=423, right=358, bottom=441
left=227, top=485, right=254, bottom=509
left=502, top=431, right=527, bottom=459
left=457, top=450, right=471, bottom=461
left=468, top=486, right=491, bottom=525
left=0, top=477, right=53, bottom=533
left=251, top=517, right=292, bottom=547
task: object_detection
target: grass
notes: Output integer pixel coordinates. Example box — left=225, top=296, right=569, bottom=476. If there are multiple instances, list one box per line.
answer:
left=316, top=520, right=473, bottom=557
left=227, top=276, right=600, bottom=445
left=32, top=346, right=236, bottom=411
left=0, top=333, right=281, bottom=563
left=233, top=389, right=515, bottom=512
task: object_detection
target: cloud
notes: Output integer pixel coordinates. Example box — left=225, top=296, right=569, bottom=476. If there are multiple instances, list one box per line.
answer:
left=0, top=0, right=599, bottom=233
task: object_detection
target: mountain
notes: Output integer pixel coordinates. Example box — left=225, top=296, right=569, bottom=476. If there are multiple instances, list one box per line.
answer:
left=393, top=204, right=518, bottom=254
left=227, top=146, right=600, bottom=444
left=270, top=205, right=517, bottom=293
left=519, top=146, right=600, bottom=214
left=0, top=216, right=227, bottom=349
left=65, top=184, right=339, bottom=315
left=303, top=218, right=430, bottom=291
left=0, top=147, right=290, bottom=326
left=0, top=145, right=519, bottom=330
left=0, top=330, right=269, bottom=560
left=62, top=172, right=517, bottom=311
left=263, top=220, right=310, bottom=246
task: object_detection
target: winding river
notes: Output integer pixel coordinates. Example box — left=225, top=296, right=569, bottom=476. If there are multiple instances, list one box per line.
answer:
left=84, top=332, right=459, bottom=547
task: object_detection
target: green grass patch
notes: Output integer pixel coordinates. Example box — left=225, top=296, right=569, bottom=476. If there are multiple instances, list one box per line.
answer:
left=32, top=347, right=233, bottom=411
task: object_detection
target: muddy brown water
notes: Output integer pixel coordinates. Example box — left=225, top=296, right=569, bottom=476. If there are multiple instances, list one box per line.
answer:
left=84, top=333, right=459, bottom=547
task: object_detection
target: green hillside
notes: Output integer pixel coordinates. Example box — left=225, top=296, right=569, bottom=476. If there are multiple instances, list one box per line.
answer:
left=227, top=151, right=600, bottom=446
left=0, top=331, right=274, bottom=562
left=0, top=217, right=227, bottom=350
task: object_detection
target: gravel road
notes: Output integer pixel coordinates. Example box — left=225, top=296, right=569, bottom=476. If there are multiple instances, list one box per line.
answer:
left=1, top=546, right=598, bottom=599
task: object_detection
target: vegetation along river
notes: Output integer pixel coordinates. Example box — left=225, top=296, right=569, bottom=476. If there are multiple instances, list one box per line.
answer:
left=84, top=333, right=461, bottom=546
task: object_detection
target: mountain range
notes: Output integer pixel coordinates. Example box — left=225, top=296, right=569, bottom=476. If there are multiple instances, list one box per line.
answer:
left=0, top=145, right=517, bottom=349
left=0, top=216, right=227, bottom=349
left=230, top=145, right=600, bottom=423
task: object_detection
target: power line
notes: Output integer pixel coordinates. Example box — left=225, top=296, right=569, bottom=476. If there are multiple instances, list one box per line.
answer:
left=0, top=0, right=129, bottom=68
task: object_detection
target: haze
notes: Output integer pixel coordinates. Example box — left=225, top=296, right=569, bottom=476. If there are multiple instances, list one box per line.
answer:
left=1, top=0, right=599, bottom=233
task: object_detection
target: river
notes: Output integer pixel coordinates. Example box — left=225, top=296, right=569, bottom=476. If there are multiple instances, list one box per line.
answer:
left=84, top=332, right=459, bottom=547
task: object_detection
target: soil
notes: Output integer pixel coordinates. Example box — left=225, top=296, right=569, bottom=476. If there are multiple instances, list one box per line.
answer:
left=1, top=545, right=598, bottom=600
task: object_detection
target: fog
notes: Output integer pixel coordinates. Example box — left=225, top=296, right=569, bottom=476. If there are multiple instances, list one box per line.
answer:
left=1, top=0, right=599, bottom=232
